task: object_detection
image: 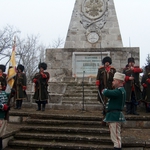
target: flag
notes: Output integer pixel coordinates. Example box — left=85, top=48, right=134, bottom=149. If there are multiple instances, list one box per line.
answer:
left=6, top=37, right=17, bottom=91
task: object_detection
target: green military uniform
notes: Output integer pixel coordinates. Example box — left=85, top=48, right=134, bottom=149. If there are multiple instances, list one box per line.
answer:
left=103, top=87, right=126, bottom=122
left=102, top=72, right=126, bottom=150
left=0, top=90, right=9, bottom=149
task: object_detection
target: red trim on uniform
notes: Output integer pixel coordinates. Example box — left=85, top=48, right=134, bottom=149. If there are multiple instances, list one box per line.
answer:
left=133, top=68, right=143, bottom=73
left=96, top=80, right=100, bottom=86
left=125, top=76, right=130, bottom=82
left=146, top=78, right=150, bottom=84
left=142, top=83, right=147, bottom=88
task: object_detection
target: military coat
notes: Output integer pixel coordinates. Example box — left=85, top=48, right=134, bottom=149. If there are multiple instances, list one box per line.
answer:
left=13, top=72, right=27, bottom=100
left=123, top=66, right=143, bottom=102
left=102, top=87, right=126, bottom=122
left=96, top=66, right=116, bottom=103
left=33, top=71, right=50, bottom=102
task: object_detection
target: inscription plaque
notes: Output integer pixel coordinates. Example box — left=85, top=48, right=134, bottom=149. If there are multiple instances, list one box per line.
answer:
left=72, top=52, right=110, bottom=77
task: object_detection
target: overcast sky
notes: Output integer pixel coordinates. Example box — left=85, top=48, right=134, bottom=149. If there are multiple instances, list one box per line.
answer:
left=0, top=0, right=150, bottom=67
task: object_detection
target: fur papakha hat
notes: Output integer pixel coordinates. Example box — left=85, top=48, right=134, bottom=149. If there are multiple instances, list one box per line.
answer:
left=38, top=62, right=47, bottom=70
left=0, top=64, right=6, bottom=72
left=102, top=56, right=112, bottom=65
left=128, top=57, right=135, bottom=64
left=17, top=64, right=24, bottom=72
left=113, top=72, right=125, bottom=81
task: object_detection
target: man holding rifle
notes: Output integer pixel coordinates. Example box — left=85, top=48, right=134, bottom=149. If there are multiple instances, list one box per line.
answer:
left=13, top=64, right=27, bottom=109
left=123, top=57, right=143, bottom=115
left=96, top=56, right=116, bottom=126
left=33, top=62, right=50, bottom=111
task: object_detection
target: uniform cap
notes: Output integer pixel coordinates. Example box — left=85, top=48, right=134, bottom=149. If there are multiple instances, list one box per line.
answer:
left=113, top=72, right=125, bottom=81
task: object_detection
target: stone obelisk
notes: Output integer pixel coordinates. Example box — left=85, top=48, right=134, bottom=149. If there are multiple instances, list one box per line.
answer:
left=64, top=0, right=123, bottom=48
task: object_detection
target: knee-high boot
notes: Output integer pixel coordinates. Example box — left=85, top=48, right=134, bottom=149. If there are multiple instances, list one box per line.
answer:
left=132, top=105, right=139, bottom=115
left=42, top=104, right=46, bottom=111
left=36, top=102, right=41, bottom=111
left=126, top=103, right=131, bottom=115
left=14, top=100, right=19, bottom=109
left=18, top=100, right=22, bottom=109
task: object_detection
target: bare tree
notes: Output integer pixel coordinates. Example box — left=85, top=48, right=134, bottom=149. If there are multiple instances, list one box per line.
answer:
left=16, top=35, right=46, bottom=83
left=0, top=25, right=20, bottom=56
left=48, top=37, right=64, bottom=48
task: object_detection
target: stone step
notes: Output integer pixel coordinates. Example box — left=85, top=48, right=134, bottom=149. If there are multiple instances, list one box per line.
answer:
left=62, top=100, right=100, bottom=105
left=14, top=132, right=111, bottom=144
left=25, top=118, right=102, bottom=126
left=6, top=140, right=114, bottom=150
left=63, top=93, right=97, bottom=97
left=20, top=126, right=109, bottom=135
left=65, top=90, right=97, bottom=94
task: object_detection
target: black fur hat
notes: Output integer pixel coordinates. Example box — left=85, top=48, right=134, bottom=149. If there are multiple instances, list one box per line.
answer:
left=38, top=62, right=47, bottom=70
left=0, top=64, right=6, bottom=72
left=17, top=64, right=24, bottom=72
left=128, top=57, right=135, bottom=64
left=102, top=56, right=112, bottom=65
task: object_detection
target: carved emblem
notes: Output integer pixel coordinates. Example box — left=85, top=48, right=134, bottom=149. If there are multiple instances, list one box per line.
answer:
left=80, top=0, right=108, bottom=44
left=82, top=0, right=106, bottom=20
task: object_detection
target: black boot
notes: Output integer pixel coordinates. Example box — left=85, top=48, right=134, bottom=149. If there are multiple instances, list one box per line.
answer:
left=132, top=105, right=139, bottom=115
left=14, top=101, right=19, bottom=109
left=18, top=100, right=22, bottom=109
left=0, top=137, right=3, bottom=150
left=42, top=104, right=46, bottom=111
left=36, top=102, right=41, bottom=111
left=114, top=148, right=121, bottom=150
left=126, top=103, right=131, bottom=115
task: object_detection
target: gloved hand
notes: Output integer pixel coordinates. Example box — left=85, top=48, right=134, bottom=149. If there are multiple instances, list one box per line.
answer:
left=2, top=104, right=9, bottom=111
left=33, top=79, right=37, bottom=83
left=146, top=78, right=150, bottom=84
left=22, top=86, right=27, bottom=90
left=142, top=83, right=147, bottom=88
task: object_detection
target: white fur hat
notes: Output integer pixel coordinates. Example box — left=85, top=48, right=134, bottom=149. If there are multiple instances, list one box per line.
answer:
left=113, top=72, right=125, bottom=81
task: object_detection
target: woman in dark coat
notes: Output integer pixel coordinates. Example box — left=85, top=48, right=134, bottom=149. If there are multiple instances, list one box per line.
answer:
left=33, top=62, right=50, bottom=111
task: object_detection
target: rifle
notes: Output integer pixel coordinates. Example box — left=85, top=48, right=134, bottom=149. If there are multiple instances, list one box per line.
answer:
left=97, top=89, right=106, bottom=115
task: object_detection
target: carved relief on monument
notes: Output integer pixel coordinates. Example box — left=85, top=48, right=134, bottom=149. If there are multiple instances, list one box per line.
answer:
left=80, top=0, right=108, bottom=44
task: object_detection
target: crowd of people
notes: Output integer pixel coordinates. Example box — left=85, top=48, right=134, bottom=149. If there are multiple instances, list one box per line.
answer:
left=96, top=56, right=150, bottom=150
left=0, top=57, right=149, bottom=150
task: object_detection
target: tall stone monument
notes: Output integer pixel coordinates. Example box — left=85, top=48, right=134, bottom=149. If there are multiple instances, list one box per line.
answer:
left=45, top=0, right=139, bottom=110
left=46, top=0, right=139, bottom=80
left=65, top=0, right=123, bottom=48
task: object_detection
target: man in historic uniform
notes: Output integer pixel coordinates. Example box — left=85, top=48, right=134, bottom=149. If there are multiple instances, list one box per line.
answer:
left=102, top=72, right=126, bottom=150
left=13, top=64, right=27, bottom=109
left=0, top=82, right=10, bottom=150
left=0, top=65, right=7, bottom=91
left=33, top=62, right=50, bottom=111
left=96, top=56, right=116, bottom=125
left=141, top=63, right=150, bottom=112
left=123, top=57, right=143, bottom=115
